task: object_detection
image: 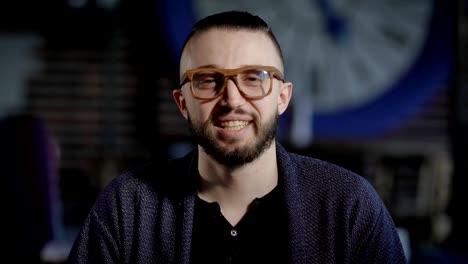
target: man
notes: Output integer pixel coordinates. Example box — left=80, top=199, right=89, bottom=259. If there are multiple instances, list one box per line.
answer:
left=68, top=11, right=406, bottom=263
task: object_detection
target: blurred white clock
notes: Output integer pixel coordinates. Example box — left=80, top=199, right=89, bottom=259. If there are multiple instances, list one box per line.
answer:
left=193, top=0, right=432, bottom=113
left=158, top=0, right=452, bottom=147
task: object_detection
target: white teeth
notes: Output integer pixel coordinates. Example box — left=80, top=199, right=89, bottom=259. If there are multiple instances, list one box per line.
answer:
left=220, top=121, right=249, bottom=130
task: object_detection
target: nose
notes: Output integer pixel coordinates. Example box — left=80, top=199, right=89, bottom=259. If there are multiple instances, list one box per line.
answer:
left=220, top=78, right=246, bottom=108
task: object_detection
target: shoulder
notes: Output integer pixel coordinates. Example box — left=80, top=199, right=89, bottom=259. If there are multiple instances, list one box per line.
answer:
left=276, top=144, right=405, bottom=260
left=277, top=143, right=384, bottom=213
left=277, top=143, right=372, bottom=193
left=68, top=152, right=198, bottom=263
left=91, top=151, right=197, bottom=214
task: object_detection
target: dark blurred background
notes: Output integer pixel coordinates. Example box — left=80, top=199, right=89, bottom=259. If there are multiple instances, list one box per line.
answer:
left=0, top=0, right=467, bottom=263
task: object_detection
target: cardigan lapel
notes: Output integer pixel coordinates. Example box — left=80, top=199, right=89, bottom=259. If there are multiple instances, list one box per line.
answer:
left=177, top=144, right=311, bottom=263
left=178, top=150, right=198, bottom=264
left=276, top=143, right=309, bottom=263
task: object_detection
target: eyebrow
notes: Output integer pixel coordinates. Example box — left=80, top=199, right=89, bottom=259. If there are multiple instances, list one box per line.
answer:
left=179, top=64, right=218, bottom=78
left=192, top=64, right=268, bottom=69
left=195, top=64, right=219, bottom=69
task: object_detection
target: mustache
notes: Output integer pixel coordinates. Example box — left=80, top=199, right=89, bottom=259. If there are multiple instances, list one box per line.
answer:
left=210, top=106, right=251, bottom=120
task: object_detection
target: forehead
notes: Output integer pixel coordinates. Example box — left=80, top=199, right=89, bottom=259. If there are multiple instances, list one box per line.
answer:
left=180, top=28, right=282, bottom=74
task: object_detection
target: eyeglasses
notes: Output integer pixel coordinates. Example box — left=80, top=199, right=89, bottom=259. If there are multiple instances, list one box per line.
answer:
left=179, top=65, right=284, bottom=100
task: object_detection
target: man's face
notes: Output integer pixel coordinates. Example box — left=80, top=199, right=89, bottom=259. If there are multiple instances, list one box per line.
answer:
left=174, top=28, right=292, bottom=166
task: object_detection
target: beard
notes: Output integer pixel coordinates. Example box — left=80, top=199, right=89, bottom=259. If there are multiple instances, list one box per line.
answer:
left=187, top=110, right=278, bottom=167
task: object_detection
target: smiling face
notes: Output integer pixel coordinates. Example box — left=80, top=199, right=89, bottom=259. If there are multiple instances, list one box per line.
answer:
left=173, top=28, right=292, bottom=167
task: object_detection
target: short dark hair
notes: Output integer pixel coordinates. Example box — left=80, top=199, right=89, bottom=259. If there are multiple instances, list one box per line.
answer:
left=179, top=11, right=284, bottom=66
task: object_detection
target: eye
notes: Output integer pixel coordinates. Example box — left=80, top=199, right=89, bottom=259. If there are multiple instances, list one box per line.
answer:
left=242, top=70, right=269, bottom=82
left=194, top=72, right=220, bottom=87
left=246, top=76, right=261, bottom=82
left=199, top=78, right=216, bottom=84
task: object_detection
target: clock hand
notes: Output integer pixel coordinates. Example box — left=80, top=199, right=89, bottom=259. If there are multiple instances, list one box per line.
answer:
left=314, top=0, right=347, bottom=43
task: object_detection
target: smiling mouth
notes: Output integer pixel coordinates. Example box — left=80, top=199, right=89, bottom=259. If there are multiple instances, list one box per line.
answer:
left=219, top=121, right=251, bottom=130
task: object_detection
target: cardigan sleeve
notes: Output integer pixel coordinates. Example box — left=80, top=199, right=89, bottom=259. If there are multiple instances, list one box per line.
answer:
left=353, top=205, right=407, bottom=263
left=345, top=178, right=407, bottom=264
left=67, top=208, right=120, bottom=264
left=65, top=159, right=196, bottom=264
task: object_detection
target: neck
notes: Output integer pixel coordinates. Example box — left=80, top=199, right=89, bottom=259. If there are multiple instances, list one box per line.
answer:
left=197, top=142, right=278, bottom=225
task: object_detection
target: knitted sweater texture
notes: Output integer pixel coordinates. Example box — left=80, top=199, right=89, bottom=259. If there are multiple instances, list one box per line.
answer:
left=68, top=143, right=406, bottom=263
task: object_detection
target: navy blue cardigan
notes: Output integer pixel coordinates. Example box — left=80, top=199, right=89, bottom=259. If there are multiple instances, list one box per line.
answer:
left=68, top=143, right=406, bottom=263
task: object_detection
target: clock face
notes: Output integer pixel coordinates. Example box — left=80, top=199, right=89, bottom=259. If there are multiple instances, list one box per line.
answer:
left=158, top=0, right=453, bottom=144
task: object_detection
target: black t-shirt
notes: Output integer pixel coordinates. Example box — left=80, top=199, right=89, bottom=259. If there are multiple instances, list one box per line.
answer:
left=190, top=186, right=289, bottom=264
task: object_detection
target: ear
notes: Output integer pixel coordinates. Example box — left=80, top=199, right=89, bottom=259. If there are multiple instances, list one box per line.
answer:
left=173, top=89, right=188, bottom=120
left=278, top=81, right=293, bottom=115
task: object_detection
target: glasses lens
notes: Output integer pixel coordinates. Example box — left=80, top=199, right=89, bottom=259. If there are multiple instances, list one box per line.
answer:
left=192, top=71, right=225, bottom=98
left=238, top=69, right=270, bottom=97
